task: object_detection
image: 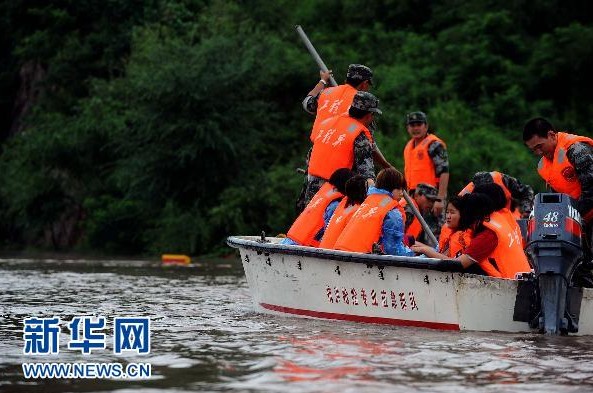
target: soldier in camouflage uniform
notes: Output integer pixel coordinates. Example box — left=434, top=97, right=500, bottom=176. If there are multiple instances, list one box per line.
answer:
left=297, top=65, right=392, bottom=212
left=304, top=91, right=379, bottom=204
left=302, top=64, right=373, bottom=116
left=523, top=118, right=593, bottom=257
left=404, top=183, right=441, bottom=245
left=403, top=111, right=450, bottom=239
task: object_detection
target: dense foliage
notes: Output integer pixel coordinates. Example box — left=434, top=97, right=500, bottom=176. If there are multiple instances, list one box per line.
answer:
left=1, top=0, right=592, bottom=255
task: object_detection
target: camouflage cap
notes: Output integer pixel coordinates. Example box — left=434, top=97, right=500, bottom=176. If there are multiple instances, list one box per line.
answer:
left=415, top=183, right=440, bottom=200
left=351, top=91, right=382, bottom=115
left=346, top=64, right=373, bottom=84
left=406, top=111, right=428, bottom=125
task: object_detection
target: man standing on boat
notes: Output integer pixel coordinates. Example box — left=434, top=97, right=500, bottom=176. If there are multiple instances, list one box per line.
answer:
left=297, top=65, right=393, bottom=211
left=304, top=91, right=380, bottom=206
left=303, top=64, right=372, bottom=132
left=402, top=111, right=449, bottom=238
left=523, top=117, right=593, bottom=253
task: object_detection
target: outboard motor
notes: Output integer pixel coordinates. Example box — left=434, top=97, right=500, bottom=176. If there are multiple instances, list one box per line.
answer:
left=525, top=193, right=583, bottom=335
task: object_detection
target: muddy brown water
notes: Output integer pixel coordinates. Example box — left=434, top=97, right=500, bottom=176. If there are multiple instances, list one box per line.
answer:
left=1, top=257, right=593, bottom=392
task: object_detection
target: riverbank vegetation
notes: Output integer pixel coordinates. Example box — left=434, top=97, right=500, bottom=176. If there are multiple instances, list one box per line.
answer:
left=1, top=0, right=592, bottom=255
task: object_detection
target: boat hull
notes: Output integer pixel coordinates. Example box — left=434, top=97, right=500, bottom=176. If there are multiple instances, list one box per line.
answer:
left=229, top=236, right=539, bottom=333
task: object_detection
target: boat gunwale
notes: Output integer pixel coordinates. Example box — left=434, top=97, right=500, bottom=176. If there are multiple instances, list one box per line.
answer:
left=227, top=235, right=462, bottom=272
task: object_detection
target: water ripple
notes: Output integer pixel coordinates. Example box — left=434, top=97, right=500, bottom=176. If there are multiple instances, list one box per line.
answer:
left=2, top=258, right=593, bottom=392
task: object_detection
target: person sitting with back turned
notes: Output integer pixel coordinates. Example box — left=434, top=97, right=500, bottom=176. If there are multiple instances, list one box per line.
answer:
left=319, top=175, right=368, bottom=249
left=334, top=168, right=414, bottom=256
left=282, top=168, right=353, bottom=247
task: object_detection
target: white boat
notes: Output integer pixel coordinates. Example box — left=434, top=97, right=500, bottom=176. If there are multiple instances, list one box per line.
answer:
left=227, top=193, right=593, bottom=335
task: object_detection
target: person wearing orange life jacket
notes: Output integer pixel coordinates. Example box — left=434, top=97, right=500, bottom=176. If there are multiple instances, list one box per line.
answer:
left=523, top=117, right=593, bottom=254
left=459, top=171, right=534, bottom=219
left=304, top=91, right=380, bottom=206
left=297, top=66, right=393, bottom=213
left=282, top=168, right=353, bottom=247
left=319, top=175, right=368, bottom=249
left=414, top=196, right=472, bottom=258
left=413, top=193, right=531, bottom=279
left=334, top=168, right=414, bottom=256
left=402, top=183, right=441, bottom=244
left=473, top=182, right=525, bottom=249
left=403, top=111, right=449, bottom=238
left=303, top=65, right=372, bottom=136
left=453, top=181, right=526, bottom=249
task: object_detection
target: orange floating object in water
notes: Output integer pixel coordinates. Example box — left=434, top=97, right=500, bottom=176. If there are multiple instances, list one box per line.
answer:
left=161, top=254, right=191, bottom=265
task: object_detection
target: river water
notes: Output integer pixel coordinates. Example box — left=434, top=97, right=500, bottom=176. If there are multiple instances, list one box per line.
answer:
left=2, top=256, right=593, bottom=392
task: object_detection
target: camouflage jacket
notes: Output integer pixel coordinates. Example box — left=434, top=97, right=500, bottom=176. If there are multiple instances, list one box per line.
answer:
left=302, top=93, right=320, bottom=115
left=427, top=139, right=449, bottom=177
left=566, top=142, right=593, bottom=217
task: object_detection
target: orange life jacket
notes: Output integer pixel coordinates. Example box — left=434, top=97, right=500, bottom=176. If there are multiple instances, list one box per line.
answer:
left=318, top=199, right=360, bottom=249
left=334, top=193, right=404, bottom=253
left=286, top=182, right=343, bottom=247
left=308, top=114, right=373, bottom=180
left=459, top=171, right=513, bottom=209
left=450, top=230, right=472, bottom=258
left=537, top=132, right=593, bottom=199
left=403, top=133, right=447, bottom=189
left=311, top=84, right=358, bottom=141
left=438, top=225, right=471, bottom=258
left=401, top=198, right=423, bottom=239
left=498, top=207, right=525, bottom=248
left=482, top=211, right=531, bottom=279
left=511, top=207, right=521, bottom=220
left=438, top=224, right=453, bottom=252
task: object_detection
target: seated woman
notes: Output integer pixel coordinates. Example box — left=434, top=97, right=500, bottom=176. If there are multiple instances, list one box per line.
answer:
left=412, top=193, right=531, bottom=278
left=281, top=168, right=353, bottom=247
left=436, top=196, right=471, bottom=258
left=334, top=168, right=414, bottom=256
left=319, top=175, right=368, bottom=249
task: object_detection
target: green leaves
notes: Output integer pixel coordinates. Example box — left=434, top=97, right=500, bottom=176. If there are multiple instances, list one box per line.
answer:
left=0, top=0, right=591, bottom=254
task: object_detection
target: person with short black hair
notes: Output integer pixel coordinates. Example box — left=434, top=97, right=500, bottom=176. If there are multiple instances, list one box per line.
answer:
left=303, top=64, right=373, bottom=120
left=523, top=117, right=593, bottom=251
left=296, top=65, right=393, bottom=213
left=304, top=91, right=382, bottom=206
left=402, top=111, right=449, bottom=238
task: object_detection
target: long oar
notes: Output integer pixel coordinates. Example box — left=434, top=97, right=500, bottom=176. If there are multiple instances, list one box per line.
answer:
left=295, top=25, right=338, bottom=87
left=295, top=25, right=393, bottom=170
left=296, top=25, right=435, bottom=245
left=402, top=191, right=439, bottom=247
